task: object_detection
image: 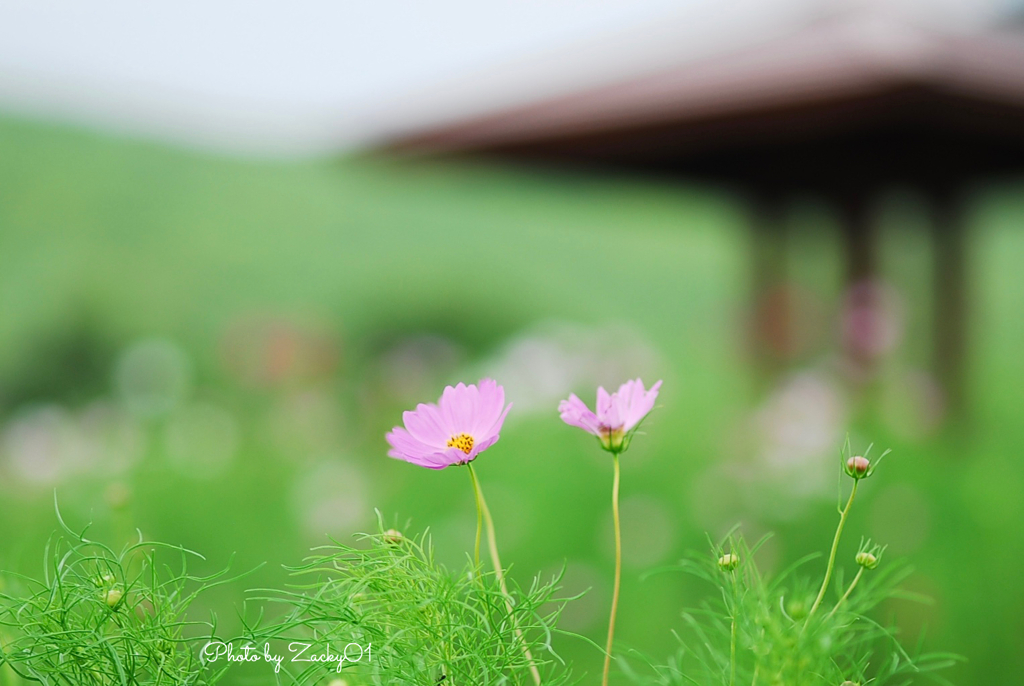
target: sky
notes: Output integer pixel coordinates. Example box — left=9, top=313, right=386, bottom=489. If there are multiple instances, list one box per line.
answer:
left=0, top=0, right=1005, bottom=156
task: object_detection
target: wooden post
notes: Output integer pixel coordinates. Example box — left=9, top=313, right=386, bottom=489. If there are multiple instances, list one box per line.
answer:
left=839, top=194, right=875, bottom=285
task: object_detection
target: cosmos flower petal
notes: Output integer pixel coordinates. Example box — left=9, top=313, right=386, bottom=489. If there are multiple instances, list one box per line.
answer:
left=598, top=386, right=624, bottom=429
left=596, top=386, right=613, bottom=418
left=440, top=382, right=476, bottom=435
left=558, top=394, right=601, bottom=436
left=613, top=378, right=642, bottom=429
left=472, top=378, right=506, bottom=436
left=415, top=451, right=458, bottom=469
left=441, top=446, right=472, bottom=466
left=387, top=428, right=466, bottom=469
left=387, top=449, right=446, bottom=469
left=473, top=434, right=501, bottom=457
left=623, top=379, right=662, bottom=432
left=386, top=426, right=438, bottom=462
left=479, top=401, right=512, bottom=443
left=403, top=403, right=449, bottom=447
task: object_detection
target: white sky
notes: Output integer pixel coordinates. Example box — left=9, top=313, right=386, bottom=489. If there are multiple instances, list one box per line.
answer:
left=0, top=0, right=1002, bottom=156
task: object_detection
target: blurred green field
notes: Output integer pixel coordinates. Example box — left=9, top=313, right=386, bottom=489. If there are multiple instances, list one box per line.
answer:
left=1, top=114, right=1022, bottom=684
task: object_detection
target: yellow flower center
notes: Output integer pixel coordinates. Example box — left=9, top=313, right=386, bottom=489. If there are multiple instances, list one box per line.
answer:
left=446, top=432, right=475, bottom=455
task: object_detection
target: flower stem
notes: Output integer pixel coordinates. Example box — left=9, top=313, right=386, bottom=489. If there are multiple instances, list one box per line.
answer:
left=468, top=465, right=483, bottom=571
left=806, top=479, right=858, bottom=622
left=826, top=567, right=864, bottom=619
left=603, top=454, right=622, bottom=686
left=730, top=612, right=737, bottom=686
left=467, top=463, right=542, bottom=686
left=728, top=569, right=738, bottom=686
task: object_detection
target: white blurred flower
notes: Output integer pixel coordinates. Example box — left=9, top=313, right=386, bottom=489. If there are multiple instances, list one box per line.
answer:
left=742, top=370, right=848, bottom=515
left=2, top=405, right=87, bottom=483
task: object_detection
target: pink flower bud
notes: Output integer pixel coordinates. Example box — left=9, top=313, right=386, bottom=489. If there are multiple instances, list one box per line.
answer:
left=845, top=455, right=870, bottom=479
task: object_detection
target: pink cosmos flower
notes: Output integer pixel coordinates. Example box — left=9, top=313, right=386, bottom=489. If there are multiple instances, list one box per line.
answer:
left=559, top=378, right=662, bottom=453
left=386, top=378, right=512, bottom=469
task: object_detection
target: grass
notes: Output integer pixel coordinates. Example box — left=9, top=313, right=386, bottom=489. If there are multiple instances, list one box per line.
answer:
left=0, top=502, right=238, bottom=685
left=245, top=515, right=575, bottom=685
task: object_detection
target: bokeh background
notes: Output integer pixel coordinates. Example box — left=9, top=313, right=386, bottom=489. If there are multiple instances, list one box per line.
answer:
left=2, top=1, right=1023, bottom=684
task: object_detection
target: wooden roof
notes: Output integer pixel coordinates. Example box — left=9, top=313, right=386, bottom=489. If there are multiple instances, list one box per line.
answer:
left=389, top=12, right=1024, bottom=193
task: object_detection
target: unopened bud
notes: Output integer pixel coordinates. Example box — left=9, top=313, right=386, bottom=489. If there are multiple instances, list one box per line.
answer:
left=383, top=529, right=404, bottom=544
left=845, top=455, right=870, bottom=479
left=718, top=553, right=739, bottom=571
left=786, top=598, right=808, bottom=620
left=327, top=679, right=348, bottom=686
left=841, top=681, right=860, bottom=686
left=104, top=587, right=123, bottom=608
left=855, top=551, right=879, bottom=569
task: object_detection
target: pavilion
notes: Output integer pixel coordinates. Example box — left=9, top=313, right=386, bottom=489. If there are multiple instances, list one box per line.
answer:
left=386, top=4, right=1024, bottom=413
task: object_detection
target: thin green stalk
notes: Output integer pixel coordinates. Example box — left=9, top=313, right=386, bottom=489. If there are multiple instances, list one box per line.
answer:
left=730, top=612, right=737, bottom=686
left=806, top=480, right=858, bottom=622
left=603, top=454, right=622, bottom=686
left=728, top=567, right=738, bottom=686
left=468, top=466, right=484, bottom=571
left=467, top=463, right=542, bottom=686
left=826, top=567, right=864, bottom=619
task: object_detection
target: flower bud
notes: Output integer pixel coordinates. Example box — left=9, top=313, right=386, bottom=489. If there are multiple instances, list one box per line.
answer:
left=855, top=551, right=879, bottom=569
left=845, top=455, right=870, bottom=479
left=104, top=587, right=123, bottom=608
left=840, top=681, right=860, bottom=686
left=383, top=529, right=404, bottom=544
left=785, top=598, right=808, bottom=620
left=718, top=553, right=739, bottom=571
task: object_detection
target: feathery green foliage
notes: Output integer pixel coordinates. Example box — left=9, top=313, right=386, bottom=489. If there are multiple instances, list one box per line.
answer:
left=246, top=516, right=576, bottom=686
left=0, top=506, right=234, bottom=685
left=621, top=443, right=961, bottom=686
left=623, top=536, right=958, bottom=686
